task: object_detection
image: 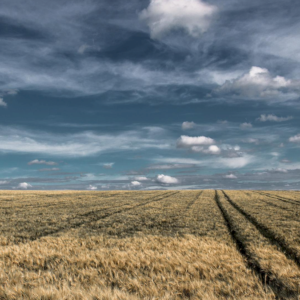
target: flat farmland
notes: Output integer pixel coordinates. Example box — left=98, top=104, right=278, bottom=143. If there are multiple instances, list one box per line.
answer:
left=0, top=190, right=300, bottom=299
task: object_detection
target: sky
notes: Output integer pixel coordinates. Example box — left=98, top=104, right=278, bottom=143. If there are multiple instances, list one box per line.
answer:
left=1, top=0, right=300, bottom=190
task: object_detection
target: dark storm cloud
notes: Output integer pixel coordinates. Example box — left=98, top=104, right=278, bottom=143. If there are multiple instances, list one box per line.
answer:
left=1, top=0, right=300, bottom=104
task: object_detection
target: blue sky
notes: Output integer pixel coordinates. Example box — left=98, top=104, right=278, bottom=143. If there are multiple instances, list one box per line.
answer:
left=1, top=0, right=300, bottom=190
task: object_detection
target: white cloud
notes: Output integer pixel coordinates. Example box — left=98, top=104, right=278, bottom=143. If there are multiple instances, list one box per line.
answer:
left=240, top=122, right=252, bottom=129
left=217, top=155, right=253, bottom=168
left=214, top=66, right=300, bottom=101
left=205, top=145, right=220, bottom=154
left=140, top=0, right=217, bottom=39
left=191, top=144, right=221, bottom=154
left=147, top=163, right=196, bottom=169
left=39, top=168, right=60, bottom=172
left=131, top=181, right=141, bottom=186
left=103, top=163, right=114, bottom=169
left=289, top=134, right=300, bottom=143
left=28, top=159, right=58, bottom=165
left=182, top=121, right=196, bottom=130
left=224, top=174, right=237, bottom=179
left=0, top=181, right=8, bottom=185
left=135, top=176, right=148, bottom=181
left=258, top=114, right=293, bottom=122
left=0, top=98, right=7, bottom=107
left=177, top=135, right=215, bottom=148
left=87, top=185, right=97, bottom=190
left=243, top=138, right=259, bottom=144
left=18, top=182, right=32, bottom=189
left=156, top=174, right=179, bottom=184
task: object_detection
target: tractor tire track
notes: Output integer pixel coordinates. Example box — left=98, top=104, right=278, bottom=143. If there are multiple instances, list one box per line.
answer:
left=28, top=191, right=179, bottom=241
left=222, top=190, right=300, bottom=268
left=185, top=190, right=203, bottom=212
left=254, top=191, right=300, bottom=207
left=214, top=190, right=298, bottom=299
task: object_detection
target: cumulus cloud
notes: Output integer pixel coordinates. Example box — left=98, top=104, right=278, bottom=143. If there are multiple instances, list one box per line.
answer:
left=87, top=185, right=97, bottom=190
left=257, top=114, right=293, bottom=122
left=0, top=98, right=7, bottom=107
left=240, top=122, right=252, bottom=129
left=217, top=155, right=253, bottom=168
left=191, top=145, right=221, bottom=154
left=156, top=174, right=179, bottom=184
left=131, top=181, right=141, bottom=186
left=28, top=159, right=58, bottom=166
left=140, top=0, right=217, bottom=39
left=182, top=121, right=196, bottom=130
left=214, top=66, right=300, bottom=101
left=103, top=163, right=114, bottom=169
left=177, top=135, right=215, bottom=148
left=18, top=182, right=32, bottom=189
left=289, top=134, right=300, bottom=143
left=135, top=176, right=148, bottom=181
left=224, top=174, right=237, bottom=179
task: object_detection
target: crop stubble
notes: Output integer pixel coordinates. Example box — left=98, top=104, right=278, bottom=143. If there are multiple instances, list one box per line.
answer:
left=0, top=189, right=299, bottom=299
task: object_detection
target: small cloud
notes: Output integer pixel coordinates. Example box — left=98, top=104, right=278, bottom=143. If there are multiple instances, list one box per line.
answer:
left=191, top=145, right=221, bottom=155
left=257, top=114, right=293, bottom=122
left=243, top=138, right=259, bottom=144
left=28, top=159, right=58, bottom=166
left=78, top=44, right=90, bottom=54
left=131, top=181, right=141, bottom=186
left=218, top=120, right=228, bottom=124
left=224, top=174, right=237, bottom=179
left=182, top=121, right=196, bottom=130
left=18, top=182, right=32, bottom=189
left=103, top=163, right=114, bottom=169
left=281, top=159, right=291, bottom=163
left=6, top=89, right=18, bottom=95
left=135, top=176, right=148, bottom=181
left=289, top=134, right=300, bottom=143
left=0, top=181, right=8, bottom=185
left=270, top=152, right=279, bottom=157
left=177, top=135, right=215, bottom=148
left=272, top=168, right=288, bottom=173
left=240, top=122, right=252, bottom=129
left=147, top=163, right=196, bottom=170
left=156, top=174, right=178, bottom=184
left=0, top=98, right=7, bottom=107
left=140, top=0, right=217, bottom=39
left=38, top=168, right=60, bottom=172
left=87, top=185, right=97, bottom=190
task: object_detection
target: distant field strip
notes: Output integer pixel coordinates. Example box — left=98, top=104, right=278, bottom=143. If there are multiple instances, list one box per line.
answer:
left=1, top=190, right=300, bottom=299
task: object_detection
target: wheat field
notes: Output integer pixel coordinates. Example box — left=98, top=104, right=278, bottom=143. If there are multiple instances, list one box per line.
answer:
left=0, top=190, right=299, bottom=299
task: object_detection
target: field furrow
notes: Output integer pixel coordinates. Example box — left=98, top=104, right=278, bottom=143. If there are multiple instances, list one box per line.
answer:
left=255, top=191, right=300, bottom=207
left=215, top=190, right=300, bottom=298
left=224, top=190, right=300, bottom=267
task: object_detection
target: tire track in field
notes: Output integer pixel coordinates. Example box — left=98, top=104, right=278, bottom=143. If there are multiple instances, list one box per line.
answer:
left=214, top=190, right=297, bottom=299
left=28, top=191, right=179, bottom=241
left=254, top=191, right=300, bottom=207
left=245, top=192, right=300, bottom=217
left=184, top=190, right=203, bottom=212
left=222, top=190, right=300, bottom=268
